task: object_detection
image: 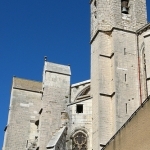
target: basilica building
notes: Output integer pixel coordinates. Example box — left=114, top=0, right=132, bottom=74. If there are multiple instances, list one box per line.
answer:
left=3, top=0, right=150, bottom=150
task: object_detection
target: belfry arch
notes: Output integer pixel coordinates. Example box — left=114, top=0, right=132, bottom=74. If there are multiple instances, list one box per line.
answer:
left=121, top=0, right=129, bottom=14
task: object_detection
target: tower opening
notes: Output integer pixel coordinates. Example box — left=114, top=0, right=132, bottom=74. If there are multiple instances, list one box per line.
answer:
left=76, top=104, right=83, bottom=113
left=121, top=0, right=129, bottom=14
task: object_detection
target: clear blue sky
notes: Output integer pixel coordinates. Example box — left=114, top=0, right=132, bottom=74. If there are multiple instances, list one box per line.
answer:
left=0, top=0, right=150, bottom=148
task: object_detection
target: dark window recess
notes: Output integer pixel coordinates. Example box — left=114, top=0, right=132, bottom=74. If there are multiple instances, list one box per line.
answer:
left=125, top=74, right=127, bottom=82
left=76, top=104, right=83, bottom=113
left=94, top=0, right=97, bottom=7
left=126, top=103, right=128, bottom=114
left=39, top=108, right=43, bottom=114
left=94, top=11, right=97, bottom=19
left=35, top=120, right=39, bottom=127
left=124, top=48, right=126, bottom=55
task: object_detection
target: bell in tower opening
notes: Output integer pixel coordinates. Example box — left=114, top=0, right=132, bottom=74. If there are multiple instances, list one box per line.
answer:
left=121, top=0, right=129, bottom=14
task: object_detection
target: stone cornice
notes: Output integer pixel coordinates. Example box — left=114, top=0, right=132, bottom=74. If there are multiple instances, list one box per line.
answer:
left=100, top=92, right=115, bottom=98
left=136, top=23, right=150, bottom=35
left=146, top=77, right=150, bottom=81
left=90, top=27, right=136, bottom=44
left=13, top=87, right=42, bottom=93
left=99, top=53, right=114, bottom=59
left=45, top=70, right=71, bottom=76
left=67, top=96, right=92, bottom=106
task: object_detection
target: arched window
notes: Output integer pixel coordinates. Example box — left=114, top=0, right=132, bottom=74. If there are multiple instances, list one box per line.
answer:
left=75, top=85, right=90, bottom=101
left=72, top=132, right=87, bottom=150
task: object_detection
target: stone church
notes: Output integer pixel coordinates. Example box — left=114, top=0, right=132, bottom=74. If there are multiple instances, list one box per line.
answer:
left=2, top=0, right=150, bottom=150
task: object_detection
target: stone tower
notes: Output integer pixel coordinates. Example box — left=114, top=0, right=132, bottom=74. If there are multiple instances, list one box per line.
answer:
left=90, top=0, right=147, bottom=149
left=38, top=61, right=71, bottom=149
left=3, top=1, right=150, bottom=150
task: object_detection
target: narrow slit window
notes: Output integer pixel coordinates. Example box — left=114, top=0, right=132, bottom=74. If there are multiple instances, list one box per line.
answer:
left=94, top=0, right=97, bottom=7
left=124, top=48, right=126, bottom=55
left=125, top=74, right=127, bottom=82
left=126, top=103, right=128, bottom=114
left=76, top=104, right=83, bottom=113
left=26, top=140, right=28, bottom=148
left=94, top=11, right=97, bottom=19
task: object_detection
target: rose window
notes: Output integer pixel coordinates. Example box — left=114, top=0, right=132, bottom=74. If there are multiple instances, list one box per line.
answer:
left=72, top=132, right=87, bottom=150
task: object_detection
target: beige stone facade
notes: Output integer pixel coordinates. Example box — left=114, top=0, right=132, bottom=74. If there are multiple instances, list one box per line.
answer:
left=2, top=0, right=150, bottom=150
left=102, top=96, right=150, bottom=150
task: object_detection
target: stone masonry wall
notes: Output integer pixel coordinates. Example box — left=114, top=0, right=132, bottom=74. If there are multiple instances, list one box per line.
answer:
left=3, top=77, right=42, bottom=150
left=91, top=32, right=113, bottom=150
left=38, top=62, right=71, bottom=150
left=90, top=0, right=147, bottom=39
left=67, top=99, right=92, bottom=150
left=91, top=28, right=146, bottom=149
left=102, top=97, right=150, bottom=150
left=65, top=81, right=91, bottom=150
left=142, top=30, right=150, bottom=97
left=112, top=29, right=140, bottom=131
left=137, top=28, right=150, bottom=102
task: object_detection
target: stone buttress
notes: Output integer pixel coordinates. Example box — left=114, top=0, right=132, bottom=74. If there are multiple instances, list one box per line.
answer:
left=90, top=0, right=147, bottom=149
left=38, top=61, right=71, bottom=150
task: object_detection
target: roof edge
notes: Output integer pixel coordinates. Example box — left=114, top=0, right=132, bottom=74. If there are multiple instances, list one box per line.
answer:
left=71, top=79, right=90, bottom=87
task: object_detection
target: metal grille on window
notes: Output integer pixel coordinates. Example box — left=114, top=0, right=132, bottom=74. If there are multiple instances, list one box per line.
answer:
left=72, top=132, right=87, bottom=150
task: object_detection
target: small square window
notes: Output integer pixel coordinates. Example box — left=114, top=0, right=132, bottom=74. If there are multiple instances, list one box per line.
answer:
left=76, top=104, right=83, bottom=113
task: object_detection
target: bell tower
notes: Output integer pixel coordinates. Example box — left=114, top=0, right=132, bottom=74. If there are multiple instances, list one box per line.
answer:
left=91, top=0, right=147, bottom=38
left=90, top=0, right=147, bottom=149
